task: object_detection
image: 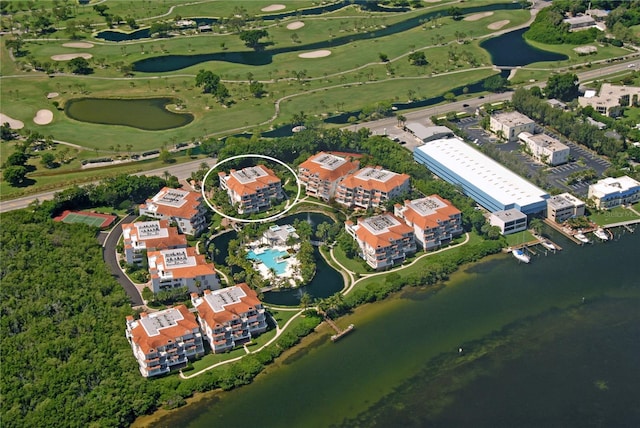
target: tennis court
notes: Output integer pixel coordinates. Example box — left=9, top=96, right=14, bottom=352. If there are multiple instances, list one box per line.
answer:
left=53, top=210, right=117, bottom=228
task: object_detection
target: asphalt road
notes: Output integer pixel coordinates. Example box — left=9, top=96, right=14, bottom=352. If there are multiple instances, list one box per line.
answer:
left=1, top=58, right=637, bottom=214
left=0, top=157, right=216, bottom=213
left=102, top=213, right=144, bottom=306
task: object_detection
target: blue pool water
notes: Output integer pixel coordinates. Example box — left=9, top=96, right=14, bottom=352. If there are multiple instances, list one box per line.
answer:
left=246, top=248, right=289, bottom=275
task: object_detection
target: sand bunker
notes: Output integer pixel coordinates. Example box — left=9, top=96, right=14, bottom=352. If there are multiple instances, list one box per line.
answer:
left=261, top=4, right=286, bottom=12
left=463, top=11, right=494, bottom=21
left=488, top=20, right=510, bottom=30
left=33, top=109, right=54, bottom=125
left=62, top=42, right=94, bottom=48
left=51, top=53, right=93, bottom=61
left=0, top=113, right=24, bottom=129
left=423, top=0, right=441, bottom=3
left=287, top=21, right=305, bottom=30
left=298, top=50, right=331, bottom=58
left=47, top=92, right=59, bottom=99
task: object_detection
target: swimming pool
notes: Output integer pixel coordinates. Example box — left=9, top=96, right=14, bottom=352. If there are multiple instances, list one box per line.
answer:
left=246, top=248, right=289, bottom=275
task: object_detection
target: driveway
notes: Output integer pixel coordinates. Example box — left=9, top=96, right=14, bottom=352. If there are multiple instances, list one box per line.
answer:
left=103, top=213, right=144, bottom=306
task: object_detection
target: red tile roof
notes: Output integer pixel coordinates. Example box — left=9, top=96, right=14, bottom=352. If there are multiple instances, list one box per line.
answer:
left=354, top=214, right=413, bottom=249
left=339, top=166, right=410, bottom=193
left=128, top=305, right=199, bottom=354
left=148, top=247, right=216, bottom=279
left=194, top=283, right=262, bottom=328
left=298, top=152, right=360, bottom=182
left=400, top=195, right=461, bottom=230
left=222, top=165, right=281, bottom=196
left=139, top=187, right=203, bottom=220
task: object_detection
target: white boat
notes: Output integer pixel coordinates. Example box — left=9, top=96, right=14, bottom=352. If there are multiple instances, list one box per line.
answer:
left=540, top=240, right=556, bottom=251
left=574, top=232, right=590, bottom=244
left=593, top=228, right=609, bottom=241
left=512, top=248, right=530, bottom=263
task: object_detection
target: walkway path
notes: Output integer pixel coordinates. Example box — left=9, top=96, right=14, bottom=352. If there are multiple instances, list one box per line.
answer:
left=179, top=310, right=303, bottom=379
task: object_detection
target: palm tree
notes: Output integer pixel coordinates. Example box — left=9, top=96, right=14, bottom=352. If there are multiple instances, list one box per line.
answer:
left=299, top=292, right=312, bottom=310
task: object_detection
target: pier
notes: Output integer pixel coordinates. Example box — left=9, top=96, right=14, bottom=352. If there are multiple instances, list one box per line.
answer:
left=319, top=310, right=355, bottom=342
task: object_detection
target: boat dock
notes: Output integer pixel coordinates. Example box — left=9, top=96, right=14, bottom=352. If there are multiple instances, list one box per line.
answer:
left=319, top=310, right=355, bottom=342
left=543, top=219, right=589, bottom=245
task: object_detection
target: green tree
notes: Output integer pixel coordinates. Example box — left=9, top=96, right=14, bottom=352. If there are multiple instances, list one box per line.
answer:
left=545, top=73, right=579, bottom=102
left=3, top=165, right=28, bottom=186
left=158, top=149, right=172, bottom=164
left=239, top=29, right=268, bottom=49
left=5, top=151, right=28, bottom=166
left=67, top=57, right=92, bottom=74
left=407, top=51, right=427, bottom=66
left=195, top=70, right=222, bottom=94
left=40, top=152, right=56, bottom=168
left=249, top=81, right=265, bottom=98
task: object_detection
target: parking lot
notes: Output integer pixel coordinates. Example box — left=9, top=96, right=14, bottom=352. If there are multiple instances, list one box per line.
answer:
left=458, top=118, right=611, bottom=197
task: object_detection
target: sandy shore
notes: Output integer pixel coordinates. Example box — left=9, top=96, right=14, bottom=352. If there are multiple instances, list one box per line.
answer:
left=261, top=4, right=286, bottom=12
left=62, top=42, right=94, bottom=48
left=463, top=11, right=494, bottom=21
left=0, top=113, right=25, bottom=129
left=286, top=21, right=305, bottom=30
left=298, top=49, right=331, bottom=58
left=51, top=53, right=93, bottom=61
left=488, top=20, right=510, bottom=30
left=33, top=109, right=54, bottom=125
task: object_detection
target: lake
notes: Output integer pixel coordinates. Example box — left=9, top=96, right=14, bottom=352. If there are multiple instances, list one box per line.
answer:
left=64, top=98, right=194, bottom=131
left=150, top=227, right=640, bottom=427
left=480, top=27, right=568, bottom=67
left=211, top=212, right=343, bottom=305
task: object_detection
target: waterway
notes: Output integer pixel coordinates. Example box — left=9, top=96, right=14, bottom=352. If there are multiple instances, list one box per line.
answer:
left=150, top=228, right=640, bottom=427
left=480, top=27, right=567, bottom=67
left=211, top=212, right=343, bottom=305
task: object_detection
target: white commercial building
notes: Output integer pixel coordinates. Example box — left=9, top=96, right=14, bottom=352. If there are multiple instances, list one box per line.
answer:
left=546, top=193, right=585, bottom=223
left=518, top=132, right=570, bottom=166
left=588, top=176, right=640, bottom=209
left=489, top=209, right=528, bottom=235
left=490, top=111, right=535, bottom=142
left=414, top=137, right=549, bottom=214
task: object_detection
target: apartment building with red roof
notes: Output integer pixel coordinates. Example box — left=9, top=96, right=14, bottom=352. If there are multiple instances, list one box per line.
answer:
left=345, top=213, right=416, bottom=270
left=335, top=166, right=410, bottom=209
left=147, top=247, right=219, bottom=293
left=122, top=220, right=187, bottom=265
left=218, top=165, right=284, bottom=214
left=125, top=305, right=205, bottom=377
left=191, top=283, right=268, bottom=354
left=298, top=152, right=360, bottom=201
left=394, top=195, right=463, bottom=251
left=139, top=187, right=207, bottom=236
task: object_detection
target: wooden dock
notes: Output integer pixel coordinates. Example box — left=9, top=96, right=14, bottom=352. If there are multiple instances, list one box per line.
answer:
left=319, top=310, right=355, bottom=342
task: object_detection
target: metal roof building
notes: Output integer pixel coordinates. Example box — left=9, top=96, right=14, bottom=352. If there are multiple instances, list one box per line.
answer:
left=414, top=137, right=549, bottom=214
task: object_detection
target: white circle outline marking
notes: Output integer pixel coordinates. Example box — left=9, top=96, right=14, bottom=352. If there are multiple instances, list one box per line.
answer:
left=201, top=154, right=302, bottom=224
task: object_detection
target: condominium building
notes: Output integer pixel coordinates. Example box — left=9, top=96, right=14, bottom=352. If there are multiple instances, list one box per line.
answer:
left=191, top=283, right=268, bottom=354
left=489, top=111, right=535, bottom=142
left=219, top=165, right=284, bottom=214
left=139, top=187, right=208, bottom=236
left=147, top=247, right=219, bottom=294
left=578, top=84, right=640, bottom=117
left=394, top=195, right=463, bottom=250
left=546, top=193, right=586, bottom=223
left=488, top=209, right=528, bottom=235
left=345, top=213, right=416, bottom=270
left=518, top=132, right=570, bottom=166
left=588, top=176, right=640, bottom=209
left=335, top=166, right=410, bottom=209
left=125, top=305, right=205, bottom=377
left=298, top=152, right=360, bottom=201
left=122, top=220, right=187, bottom=265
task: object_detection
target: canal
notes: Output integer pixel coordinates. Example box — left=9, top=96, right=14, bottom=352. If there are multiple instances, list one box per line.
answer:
left=151, top=228, right=640, bottom=427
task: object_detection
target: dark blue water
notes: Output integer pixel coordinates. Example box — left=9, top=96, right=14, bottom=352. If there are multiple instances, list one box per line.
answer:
left=480, top=27, right=568, bottom=67
left=210, top=212, right=342, bottom=305
left=132, top=2, right=521, bottom=72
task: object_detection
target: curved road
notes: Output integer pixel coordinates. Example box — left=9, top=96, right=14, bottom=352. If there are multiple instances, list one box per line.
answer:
left=103, top=213, right=144, bottom=306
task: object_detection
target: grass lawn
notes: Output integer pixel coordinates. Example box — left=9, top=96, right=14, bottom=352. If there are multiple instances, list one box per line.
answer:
left=504, top=230, right=536, bottom=247
left=332, top=245, right=370, bottom=275
left=589, top=206, right=640, bottom=226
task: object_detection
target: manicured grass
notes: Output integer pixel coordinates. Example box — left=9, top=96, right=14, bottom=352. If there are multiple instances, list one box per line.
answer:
left=505, top=230, right=536, bottom=247
left=269, top=309, right=299, bottom=326
left=332, top=245, right=370, bottom=275
left=589, top=206, right=640, bottom=226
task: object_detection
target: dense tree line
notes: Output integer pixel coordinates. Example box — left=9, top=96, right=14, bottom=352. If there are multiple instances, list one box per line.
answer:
left=0, top=206, right=323, bottom=426
left=525, top=6, right=598, bottom=45
left=511, top=88, right=625, bottom=158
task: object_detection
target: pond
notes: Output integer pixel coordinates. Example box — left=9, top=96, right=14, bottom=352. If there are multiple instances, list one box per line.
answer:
left=132, top=2, right=522, bottom=73
left=64, top=97, right=194, bottom=130
left=480, top=27, right=568, bottom=67
left=211, top=212, right=343, bottom=306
